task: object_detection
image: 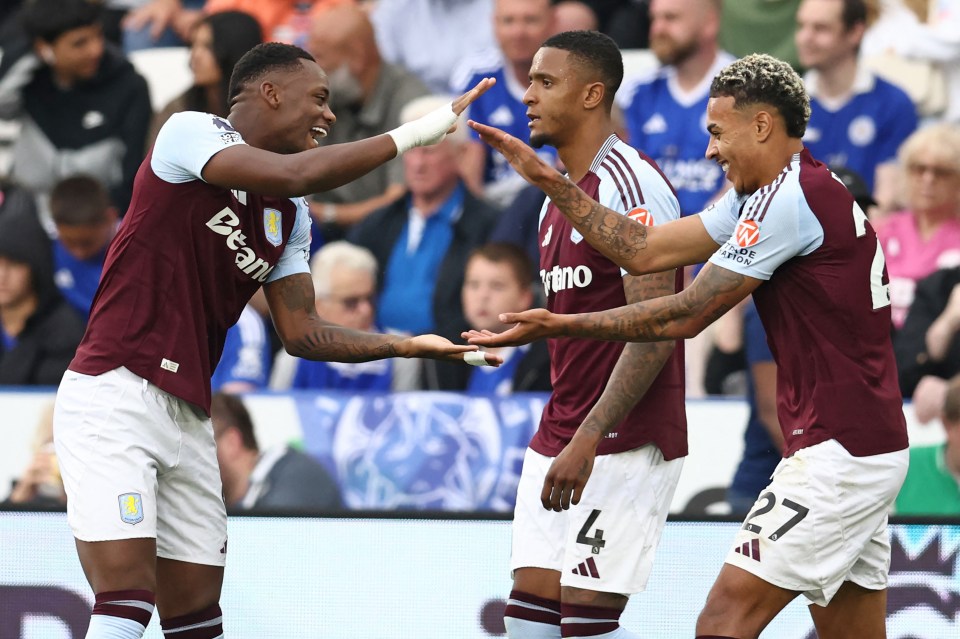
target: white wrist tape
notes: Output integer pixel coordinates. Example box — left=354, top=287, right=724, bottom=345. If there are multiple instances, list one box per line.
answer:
left=387, top=101, right=458, bottom=154
left=463, top=351, right=490, bottom=367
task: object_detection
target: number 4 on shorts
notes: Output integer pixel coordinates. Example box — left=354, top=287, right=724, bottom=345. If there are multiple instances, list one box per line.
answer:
left=577, top=509, right=606, bottom=554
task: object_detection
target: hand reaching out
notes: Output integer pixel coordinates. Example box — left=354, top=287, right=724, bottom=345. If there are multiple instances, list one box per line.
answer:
left=399, top=333, right=502, bottom=366
left=468, top=120, right=560, bottom=187
left=462, top=308, right=566, bottom=347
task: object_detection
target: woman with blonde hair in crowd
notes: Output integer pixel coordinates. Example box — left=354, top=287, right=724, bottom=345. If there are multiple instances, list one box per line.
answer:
left=876, top=123, right=960, bottom=328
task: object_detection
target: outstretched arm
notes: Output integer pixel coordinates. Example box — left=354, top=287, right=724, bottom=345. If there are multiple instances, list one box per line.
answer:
left=469, top=120, right=720, bottom=274
left=540, top=269, right=678, bottom=511
left=265, top=273, right=501, bottom=365
left=465, top=263, right=762, bottom=347
left=200, top=78, right=495, bottom=198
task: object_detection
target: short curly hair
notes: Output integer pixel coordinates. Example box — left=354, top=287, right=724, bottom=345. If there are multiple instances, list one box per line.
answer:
left=710, top=53, right=811, bottom=139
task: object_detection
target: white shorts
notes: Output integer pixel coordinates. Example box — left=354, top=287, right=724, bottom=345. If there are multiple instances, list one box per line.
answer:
left=511, top=446, right=683, bottom=595
left=54, top=367, right=228, bottom=567
left=725, top=439, right=909, bottom=606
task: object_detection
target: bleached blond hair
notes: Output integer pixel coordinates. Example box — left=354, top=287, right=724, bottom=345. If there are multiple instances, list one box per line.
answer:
left=710, top=53, right=811, bottom=138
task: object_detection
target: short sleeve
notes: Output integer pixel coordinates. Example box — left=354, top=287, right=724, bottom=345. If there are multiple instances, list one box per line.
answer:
left=151, top=112, right=246, bottom=184
left=707, top=181, right=824, bottom=281
left=697, top=188, right=743, bottom=245
left=266, top=198, right=312, bottom=283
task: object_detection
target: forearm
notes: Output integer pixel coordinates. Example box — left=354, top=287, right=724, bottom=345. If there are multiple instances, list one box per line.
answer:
left=575, top=340, right=675, bottom=445
left=539, top=172, right=651, bottom=272
left=925, top=311, right=960, bottom=362
left=283, top=319, right=404, bottom=362
left=287, top=137, right=399, bottom=196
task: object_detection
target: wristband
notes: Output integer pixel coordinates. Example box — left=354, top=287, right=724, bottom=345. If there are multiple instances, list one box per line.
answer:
left=387, top=101, right=458, bottom=154
left=464, top=350, right=490, bottom=367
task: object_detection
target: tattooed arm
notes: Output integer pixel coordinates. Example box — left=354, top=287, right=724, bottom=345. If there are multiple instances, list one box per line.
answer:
left=264, top=273, right=501, bottom=364
left=469, top=121, right=720, bottom=274
left=540, top=269, right=679, bottom=511
left=465, top=264, right=762, bottom=349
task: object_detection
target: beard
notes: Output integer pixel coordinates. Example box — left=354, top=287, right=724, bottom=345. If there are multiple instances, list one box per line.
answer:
left=651, top=36, right=699, bottom=67
left=530, top=130, right=551, bottom=149
left=327, top=64, right=364, bottom=108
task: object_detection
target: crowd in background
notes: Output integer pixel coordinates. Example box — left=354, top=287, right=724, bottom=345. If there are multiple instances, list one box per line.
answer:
left=1, top=0, right=959, bottom=515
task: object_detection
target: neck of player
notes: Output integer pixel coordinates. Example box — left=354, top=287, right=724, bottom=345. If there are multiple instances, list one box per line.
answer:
left=558, top=124, right=619, bottom=183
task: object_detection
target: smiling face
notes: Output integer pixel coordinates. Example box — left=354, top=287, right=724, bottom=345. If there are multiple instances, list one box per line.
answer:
left=795, top=0, right=861, bottom=71
left=705, top=95, right=765, bottom=195
left=523, top=47, right=582, bottom=149
left=268, top=59, right=336, bottom=154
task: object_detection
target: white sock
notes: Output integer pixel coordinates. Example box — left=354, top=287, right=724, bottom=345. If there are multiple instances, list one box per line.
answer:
left=85, top=614, right=148, bottom=639
left=506, top=616, right=562, bottom=639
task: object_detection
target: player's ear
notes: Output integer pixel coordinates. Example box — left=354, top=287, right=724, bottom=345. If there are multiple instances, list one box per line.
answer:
left=259, top=80, right=281, bottom=109
left=34, top=41, right=56, bottom=64
left=754, top=110, right=774, bottom=142
left=583, top=81, right=605, bottom=111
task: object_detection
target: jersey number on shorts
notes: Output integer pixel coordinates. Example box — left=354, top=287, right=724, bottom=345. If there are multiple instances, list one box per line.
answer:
left=577, top=509, right=607, bottom=554
left=742, top=491, right=809, bottom=541
left=852, top=202, right=891, bottom=310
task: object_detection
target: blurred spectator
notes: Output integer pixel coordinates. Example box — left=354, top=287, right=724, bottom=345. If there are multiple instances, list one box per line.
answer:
left=604, top=0, right=652, bottom=50
left=371, top=0, right=497, bottom=92
left=1, top=403, right=66, bottom=507
left=211, top=304, right=272, bottom=393
left=551, top=1, right=600, bottom=33
left=426, top=242, right=551, bottom=392
left=796, top=0, right=918, bottom=216
left=49, top=175, right=119, bottom=317
left=720, top=0, right=801, bottom=70
left=348, top=96, right=499, bottom=342
left=876, top=123, right=960, bottom=329
left=861, top=0, right=960, bottom=122
left=121, top=0, right=345, bottom=52
left=0, top=0, right=152, bottom=228
left=489, top=184, right=548, bottom=280
left=830, top=163, right=878, bottom=217
left=895, top=266, right=960, bottom=397
left=723, top=300, right=783, bottom=515
left=306, top=3, right=429, bottom=233
left=110, top=0, right=205, bottom=52
left=452, top=0, right=559, bottom=207
left=147, top=9, right=262, bottom=148
left=270, top=241, right=393, bottom=391
left=211, top=392, right=343, bottom=512
left=895, top=373, right=960, bottom=515
left=0, top=207, right=85, bottom=385
left=617, top=0, right=733, bottom=217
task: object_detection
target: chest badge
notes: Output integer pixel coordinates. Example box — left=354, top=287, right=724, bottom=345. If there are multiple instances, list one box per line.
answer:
left=264, top=208, right=282, bottom=246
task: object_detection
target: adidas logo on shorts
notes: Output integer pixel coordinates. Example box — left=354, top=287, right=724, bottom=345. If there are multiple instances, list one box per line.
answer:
left=735, top=539, right=761, bottom=562
left=571, top=557, right=600, bottom=578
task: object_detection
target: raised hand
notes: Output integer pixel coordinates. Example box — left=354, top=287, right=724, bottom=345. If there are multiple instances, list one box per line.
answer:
left=468, top=120, right=558, bottom=186
left=462, top=308, right=565, bottom=347
left=541, top=438, right=597, bottom=511
left=400, top=333, right=503, bottom=366
left=452, top=78, right=497, bottom=116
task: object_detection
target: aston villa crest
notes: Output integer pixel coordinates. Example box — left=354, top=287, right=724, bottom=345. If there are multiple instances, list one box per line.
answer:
left=264, top=208, right=282, bottom=246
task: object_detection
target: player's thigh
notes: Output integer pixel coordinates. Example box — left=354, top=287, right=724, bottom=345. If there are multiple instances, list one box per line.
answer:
left=510, top=448, right=566, bottom=598
left=75, top=538, right=158, bottom=593
left=54, top=368, right=176, bottom=549
left=808, top=581, right=887, bottom=639
left=560, top=445, right=683, bottom=596
left=723, top=440, right=907, bottom=607
left=155, top=400, right=228, bottom=570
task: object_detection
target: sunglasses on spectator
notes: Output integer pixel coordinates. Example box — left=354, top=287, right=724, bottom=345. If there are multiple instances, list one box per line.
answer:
left=906, top=162, right=959, bottom=179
